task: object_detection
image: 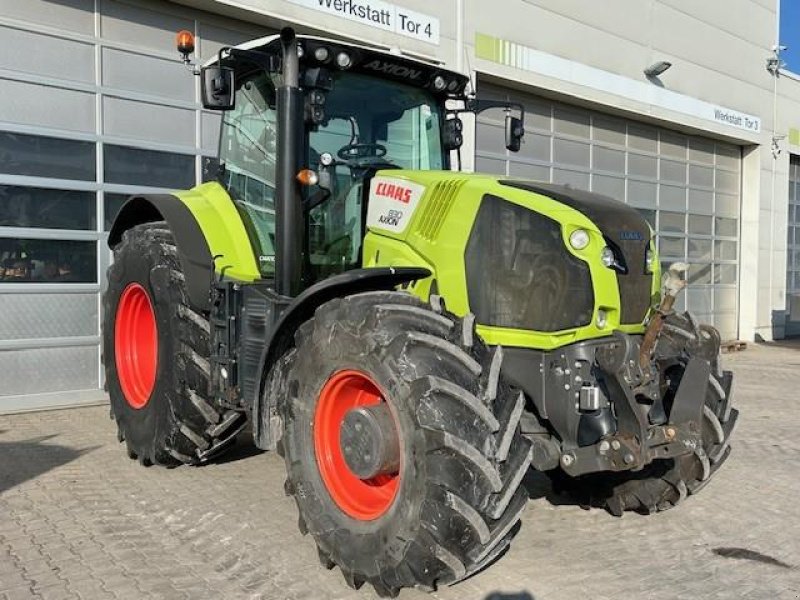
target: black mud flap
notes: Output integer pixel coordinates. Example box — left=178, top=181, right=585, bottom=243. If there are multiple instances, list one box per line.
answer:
left=668, top=357, right=711, bottom=426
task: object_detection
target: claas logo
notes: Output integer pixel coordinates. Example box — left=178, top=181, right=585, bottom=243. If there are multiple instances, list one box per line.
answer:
left=619, top=230, right=644, bottom=241
left=375, top=182, right=412, bottom=203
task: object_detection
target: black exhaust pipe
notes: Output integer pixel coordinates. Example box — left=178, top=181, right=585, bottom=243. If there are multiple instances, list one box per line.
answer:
left=275, top=27, right=303, bottom=297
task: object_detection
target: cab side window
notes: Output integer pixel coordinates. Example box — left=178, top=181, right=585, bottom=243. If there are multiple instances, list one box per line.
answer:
left=219, top=73, right=278, bottom=275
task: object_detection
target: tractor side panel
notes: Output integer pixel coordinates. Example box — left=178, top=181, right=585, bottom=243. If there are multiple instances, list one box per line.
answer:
left=173, top=182, right=261, bottom=284
left=361, top=234, right=437, bottom=299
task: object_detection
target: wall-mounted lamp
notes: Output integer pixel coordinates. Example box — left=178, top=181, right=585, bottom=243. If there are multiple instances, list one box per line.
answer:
left=767, top=45, right=787, bottom=75
left=644, top=61, right=672, bottom=78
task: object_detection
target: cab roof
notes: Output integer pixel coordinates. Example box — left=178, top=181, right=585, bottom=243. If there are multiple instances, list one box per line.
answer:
left=204, top=34, right=469, bottom=97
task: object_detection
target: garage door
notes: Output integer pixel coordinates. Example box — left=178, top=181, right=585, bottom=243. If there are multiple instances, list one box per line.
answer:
left=475, top=82, right=741, bottom=341
left=0, top=0, right=269, bottom=410
left=787, top=157, right=800, bottom=336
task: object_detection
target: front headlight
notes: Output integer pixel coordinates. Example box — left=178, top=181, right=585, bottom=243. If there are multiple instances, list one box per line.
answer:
left=569, top=229, right=590, bottom=250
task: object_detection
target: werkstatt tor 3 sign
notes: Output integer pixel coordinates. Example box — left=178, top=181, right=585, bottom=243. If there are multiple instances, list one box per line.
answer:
left=287, top=0, right=440, bottom=44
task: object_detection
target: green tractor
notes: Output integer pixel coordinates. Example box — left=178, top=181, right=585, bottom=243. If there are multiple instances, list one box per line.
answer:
left=103, top=28, right=737, bottom=595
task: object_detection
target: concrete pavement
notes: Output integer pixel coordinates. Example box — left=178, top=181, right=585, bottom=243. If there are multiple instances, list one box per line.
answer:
left=1, top=341, right=799, bottom=599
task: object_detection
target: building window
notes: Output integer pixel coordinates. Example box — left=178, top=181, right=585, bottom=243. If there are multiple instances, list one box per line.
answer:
left=0, top=185, right=96, bottom=230
left=0, top=238, right=97, bottom=283
left=0, top=131, right=95, bottom=181
left=104, top=144, right=194, bottom=189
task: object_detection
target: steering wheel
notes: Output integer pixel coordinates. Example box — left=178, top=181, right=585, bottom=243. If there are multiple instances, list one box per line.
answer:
left=337, top=143, right=388, bottom=161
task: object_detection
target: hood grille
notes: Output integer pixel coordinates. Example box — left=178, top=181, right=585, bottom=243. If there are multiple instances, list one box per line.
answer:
left=415, top=180, right=464, bottom=241
left=465, top=194, right=594, bottom=332
left=499, top=180, right=654, bottom=325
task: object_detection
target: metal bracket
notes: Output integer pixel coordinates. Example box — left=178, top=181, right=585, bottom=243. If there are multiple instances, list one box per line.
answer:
left=595, top=332, right=649, bottom=466
left=668, top=356, right=711, bottom=426
left=559, top=423, right=700, bottom=477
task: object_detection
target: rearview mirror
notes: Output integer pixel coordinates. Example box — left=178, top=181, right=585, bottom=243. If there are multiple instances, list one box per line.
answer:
left=505, top=114, right=524, bottom=152
left=201, top=66, right=235, bottom=110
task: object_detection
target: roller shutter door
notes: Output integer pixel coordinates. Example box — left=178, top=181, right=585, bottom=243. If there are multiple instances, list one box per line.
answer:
left=0, top=0, right=269, bottom=410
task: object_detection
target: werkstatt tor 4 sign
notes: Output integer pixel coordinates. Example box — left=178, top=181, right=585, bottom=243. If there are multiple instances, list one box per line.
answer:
left=287, top=0, right=440, bottom=45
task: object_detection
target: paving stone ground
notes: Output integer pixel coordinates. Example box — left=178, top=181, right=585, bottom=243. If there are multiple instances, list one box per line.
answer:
left=2, top=341, right=800, bottom=600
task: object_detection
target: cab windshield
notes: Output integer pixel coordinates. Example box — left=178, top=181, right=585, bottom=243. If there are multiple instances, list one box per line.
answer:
left=217, top=69, right=444, bottom=280
left=310, top=72, right=444, bottom=170
left=306, top=72, right=444, bottom=280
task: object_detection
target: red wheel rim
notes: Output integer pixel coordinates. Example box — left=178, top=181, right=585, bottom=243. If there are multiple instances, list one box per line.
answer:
left=314, top=370, right=400, bottom=521
left=114, top=283, right=158, bottom=410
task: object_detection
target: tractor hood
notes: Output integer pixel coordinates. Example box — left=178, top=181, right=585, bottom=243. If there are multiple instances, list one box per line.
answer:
left=499, top=181, right=651, bottom=253
left=363, top=171, right=659, bottom=351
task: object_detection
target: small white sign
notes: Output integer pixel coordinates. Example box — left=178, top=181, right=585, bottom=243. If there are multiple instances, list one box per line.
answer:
left=711, top=107, right=761, bottom=133
left=287, top=0, right=440, bottom=45
left=367, top=176, right=426, bottom=234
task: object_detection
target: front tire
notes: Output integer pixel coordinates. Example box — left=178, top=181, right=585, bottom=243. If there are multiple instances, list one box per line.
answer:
left=103, top=222, right=246, bottom=466
left=279, top=292, right=533, bottom=596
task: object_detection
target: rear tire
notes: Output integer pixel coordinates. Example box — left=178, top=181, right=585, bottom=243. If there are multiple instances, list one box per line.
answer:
left=103, top=222, right=246, bottom=466
left=278, top=292, right=532, bottom=596
left=550, top=313, right=737, bottom=516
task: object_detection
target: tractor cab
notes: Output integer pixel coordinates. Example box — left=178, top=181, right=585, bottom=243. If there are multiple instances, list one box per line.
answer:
left=194, top=30, right=523, bottom=293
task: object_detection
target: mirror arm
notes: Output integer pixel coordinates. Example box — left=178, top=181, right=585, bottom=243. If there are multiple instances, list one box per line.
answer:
left=303, top=188, right=331, bottom=212
left=303, top=165, right=334, bottom=212
left=465, top=98, right=525, bottom=124
left=448, top=97, right=526, bottom=151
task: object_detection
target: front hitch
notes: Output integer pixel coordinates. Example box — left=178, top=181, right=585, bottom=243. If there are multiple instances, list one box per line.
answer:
left=558, top=421, right=703, bottom=477
left=558, top=264, right=714, bottom=478
left=556, top=330, right=707, bottom=477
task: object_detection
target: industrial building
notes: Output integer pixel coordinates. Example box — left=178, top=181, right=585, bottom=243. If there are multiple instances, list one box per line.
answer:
left=0, top=0, right=797, bottom=412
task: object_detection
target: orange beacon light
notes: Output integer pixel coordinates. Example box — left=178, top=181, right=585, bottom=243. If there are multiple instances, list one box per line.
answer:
left=176, top=30, right=195, bottom=63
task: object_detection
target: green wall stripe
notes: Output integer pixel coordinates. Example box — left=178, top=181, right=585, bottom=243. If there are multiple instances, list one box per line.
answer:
left=475, top=32, right=501, bottom=62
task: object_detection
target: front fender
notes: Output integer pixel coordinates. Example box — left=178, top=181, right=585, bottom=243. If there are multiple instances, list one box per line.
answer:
left=108, top=194, right=216, bottom=311
left=252, top=266, right=431, bottom=450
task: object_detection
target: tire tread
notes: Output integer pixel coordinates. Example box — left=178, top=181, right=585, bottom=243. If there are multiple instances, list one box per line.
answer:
left=281, top=291, right=530, bottom=594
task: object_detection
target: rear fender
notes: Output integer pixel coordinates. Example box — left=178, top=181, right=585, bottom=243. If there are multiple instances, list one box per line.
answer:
left=108, top=194, right=215, bottom=311
left=107, top=182, right=260, bottom=311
